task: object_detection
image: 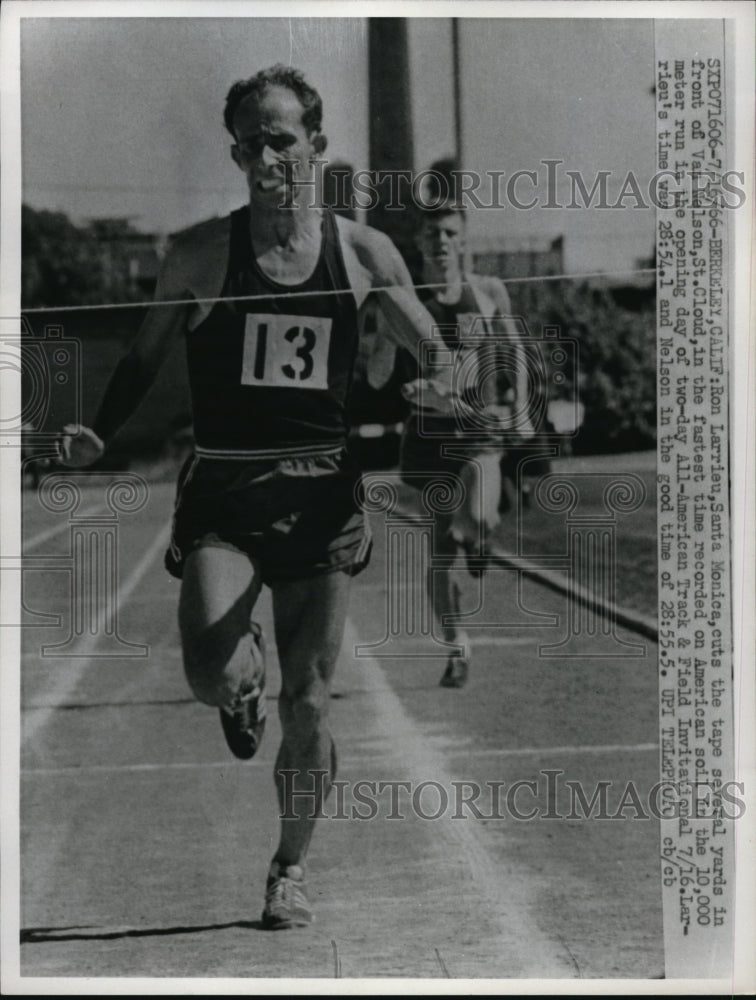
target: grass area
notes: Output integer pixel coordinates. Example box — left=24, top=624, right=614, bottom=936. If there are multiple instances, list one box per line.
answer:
left=495, top=451, right=657, bottom=621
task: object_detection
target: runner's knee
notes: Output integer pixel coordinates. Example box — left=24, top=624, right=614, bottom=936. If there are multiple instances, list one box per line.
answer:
left=280, top=678, right=330, bottom=739
left=181, top=625, right=246, bottom=706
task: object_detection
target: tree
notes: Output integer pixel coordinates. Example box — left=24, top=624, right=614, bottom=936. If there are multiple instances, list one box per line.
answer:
left=21, top=205, right=108, bottom=308
left=22, top=206, right=150, bottom=308
left=509, top=279, right=656, bottom=454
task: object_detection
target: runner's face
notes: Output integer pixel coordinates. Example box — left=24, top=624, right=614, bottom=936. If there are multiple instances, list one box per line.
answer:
left=231, top=86, right=321, bottom=207
left=417, top=213, right=465, bottom=267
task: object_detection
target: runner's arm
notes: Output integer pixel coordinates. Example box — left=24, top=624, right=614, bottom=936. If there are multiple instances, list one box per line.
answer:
left=477, top=276, right=534, bottom=437
left=59, top=246, right=192, bottom=466
left=360, top=229, right=435, bottom=358
left=354, top=229, right=461, bottom=410
left=363, top=306, right=398, bottom=391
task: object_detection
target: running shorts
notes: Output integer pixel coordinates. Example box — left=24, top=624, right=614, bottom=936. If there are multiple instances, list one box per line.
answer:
left=165, top=450, right=372, bottom=585
left=399, top=414, right=499, bottom=491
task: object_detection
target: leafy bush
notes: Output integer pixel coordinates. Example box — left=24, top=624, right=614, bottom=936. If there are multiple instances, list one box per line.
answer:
left=509, top=279, right=656, bottom=454
left=22, top=205, right=150, bottom=308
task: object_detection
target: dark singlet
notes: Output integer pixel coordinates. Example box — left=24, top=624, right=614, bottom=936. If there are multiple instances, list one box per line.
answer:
left=420, top=281, right=493, bottom=356
left=186, top=206, right=359, bottom=460
left=397, top=281, right=497, bottom=420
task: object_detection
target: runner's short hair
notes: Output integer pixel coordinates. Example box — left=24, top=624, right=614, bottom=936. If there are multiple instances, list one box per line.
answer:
left=420, top=158, right=467, bottom=216
left=418, top=198, right=467, bottom=219
left=224, top=65, right=323, bottom=137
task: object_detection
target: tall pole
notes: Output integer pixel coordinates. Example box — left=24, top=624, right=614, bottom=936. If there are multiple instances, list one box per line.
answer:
left=367, top=18, right=416, bottom=267
left=452, top=18, right=471, bottom=269
left=452, top=18, right=463, bottom=168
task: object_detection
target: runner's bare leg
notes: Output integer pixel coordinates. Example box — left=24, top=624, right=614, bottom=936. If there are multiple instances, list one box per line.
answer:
left=178, top=547, right=263, bottom=707
left=270, top=571, right=351, bottom=867
left=429, top=513, right=464, bottom=644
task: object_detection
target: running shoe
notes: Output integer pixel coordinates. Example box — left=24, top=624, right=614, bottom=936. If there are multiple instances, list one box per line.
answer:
left=261, top=862, right=313, bottom=930
left=219, top=621, right=266, bottom=760
left=440, top=655, right=468, bottom=689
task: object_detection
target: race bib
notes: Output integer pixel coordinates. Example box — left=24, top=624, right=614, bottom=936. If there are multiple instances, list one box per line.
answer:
left=241, top=313, right=331, bottom=389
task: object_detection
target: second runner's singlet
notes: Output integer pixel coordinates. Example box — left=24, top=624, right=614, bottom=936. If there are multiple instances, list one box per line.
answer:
left=186, top=206, right=359, bottom=460
left=396, top=282, right=499, bottom=420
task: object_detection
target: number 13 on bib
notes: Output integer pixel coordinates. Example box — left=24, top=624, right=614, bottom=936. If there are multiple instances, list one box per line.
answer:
left=241, top=313, right=332, bottom=389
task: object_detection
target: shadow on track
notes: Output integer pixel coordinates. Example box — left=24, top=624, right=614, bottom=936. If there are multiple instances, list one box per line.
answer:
left=21, top=919, right=267, bottom=943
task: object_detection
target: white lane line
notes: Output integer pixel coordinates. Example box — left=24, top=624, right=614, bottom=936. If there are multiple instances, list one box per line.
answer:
left=22, top=505, right=102, bottom=553
left=341, top=618, right=574, bottom=978
left=20, top=742, right=660, bottom=777
left=22, top=760, right=253, bottom=777
left=467, top=635, right=543, bottom=647
left=454, top=741, right=660, bottom=757
left=340, top=742, right=660, bottom=764
left=348, top=631, right=537, bottom=649
left=21, top=525, right=170, bottom=748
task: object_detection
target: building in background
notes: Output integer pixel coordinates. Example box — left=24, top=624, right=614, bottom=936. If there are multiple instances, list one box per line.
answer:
left=468, top=234, right=564, bottom=281
left=87, top=218, right=162, bottom=299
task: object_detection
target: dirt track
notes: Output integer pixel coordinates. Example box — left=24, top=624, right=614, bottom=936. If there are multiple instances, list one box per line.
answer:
left=16, top=476, right=662, bottom=982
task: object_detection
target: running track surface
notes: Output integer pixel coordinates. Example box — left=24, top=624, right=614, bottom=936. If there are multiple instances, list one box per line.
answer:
left=13, top=477, right=662, bottom=981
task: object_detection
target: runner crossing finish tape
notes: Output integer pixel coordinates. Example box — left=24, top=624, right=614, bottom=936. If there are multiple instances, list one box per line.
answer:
left=19, top=268, right=656, bottom=314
